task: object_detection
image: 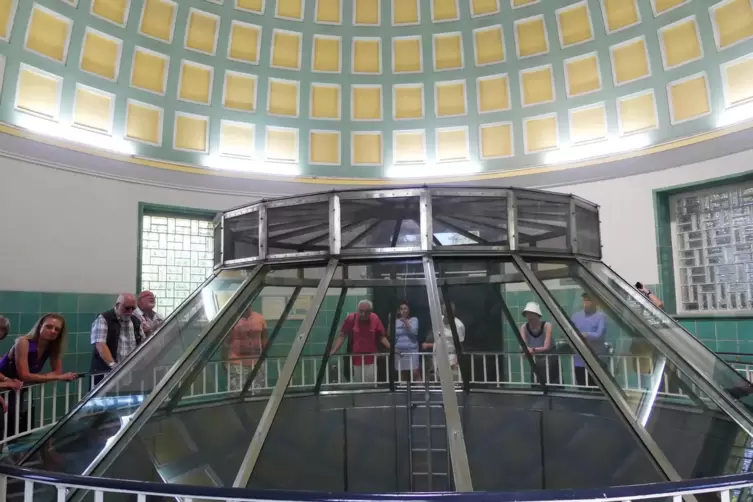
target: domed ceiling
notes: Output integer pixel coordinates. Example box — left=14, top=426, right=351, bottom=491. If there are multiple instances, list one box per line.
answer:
left=1, top=0, right=753, bottom=180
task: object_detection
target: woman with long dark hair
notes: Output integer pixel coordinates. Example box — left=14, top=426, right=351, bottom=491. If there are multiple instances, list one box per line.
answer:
left=394, top=301, right=420, bottom=382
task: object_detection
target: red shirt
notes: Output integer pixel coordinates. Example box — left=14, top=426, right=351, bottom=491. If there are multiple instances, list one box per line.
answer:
left=340, top=313, right=385, bottom=366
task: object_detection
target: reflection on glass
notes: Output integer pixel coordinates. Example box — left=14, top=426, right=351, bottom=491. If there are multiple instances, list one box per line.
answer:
left=529, top=259, right=753, bottom=480
left=20, top=269, right=251, bottom=476
left=339, top=197, right=421, bottom=249
left=586, top=261, right=753, bottom=416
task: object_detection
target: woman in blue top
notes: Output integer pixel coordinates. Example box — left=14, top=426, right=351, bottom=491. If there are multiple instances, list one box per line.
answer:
left=394, top=301, right=420, bottom=382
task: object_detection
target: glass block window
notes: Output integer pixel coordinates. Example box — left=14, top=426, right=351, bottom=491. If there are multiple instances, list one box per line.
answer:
left=670, top=184, right=753, bottom=313
left=140, top=213, right=215, bottom=318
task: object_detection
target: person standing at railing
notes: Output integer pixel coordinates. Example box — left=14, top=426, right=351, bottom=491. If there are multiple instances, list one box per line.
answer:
left=518, top=302, right=560, bottom=386
left=224, top=307, right=268, bottom=392
left=570, top=293, right=607, bottom=387
left=635, top=282, right=664, bottom=309
left=134, top=290, right=165, bottom=337
left=90, top=294, right=145, bottom=386
left=330, top=299, right=391, bottom=384
left=394, top=301, right=420, bottom=382
left=422, top=301, right=465, bottom=382
left=0, top=313, right=77, bottom=440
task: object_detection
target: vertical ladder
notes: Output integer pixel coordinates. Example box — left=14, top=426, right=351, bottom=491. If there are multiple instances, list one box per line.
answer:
left=407, top=380, right=452, bottom=492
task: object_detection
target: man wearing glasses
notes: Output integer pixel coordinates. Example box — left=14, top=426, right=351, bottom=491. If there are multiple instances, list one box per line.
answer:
left=90, top=293, right=146, bottom=383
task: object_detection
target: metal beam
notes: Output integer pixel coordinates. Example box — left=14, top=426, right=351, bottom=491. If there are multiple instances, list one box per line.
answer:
left=233, top=259, right=339, bottom=488
left=313, top=287, right=349, bottom=394
left=423, top=256, right=473, bottom=492
left=511, top=255, right=686, bottom=486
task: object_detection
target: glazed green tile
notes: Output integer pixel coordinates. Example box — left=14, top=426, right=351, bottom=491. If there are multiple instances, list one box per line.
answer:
left=695, top=322, right=715, bottom=341
left=715, top=321, right=739, bottom=341
left=19, top=313, right=40, bottom=333
left=19, top=292, right=41, bottom=313
left=737, top=320, right=753, bottom=342
left=717, top=341, right=739, bottom=353
left=40, top=293, right=61, bottom=313
left=0, top=292, right=22, bottom=312
left=678, top=319, right=697, bottom=335
left=58, top=293, right=79, bottom=313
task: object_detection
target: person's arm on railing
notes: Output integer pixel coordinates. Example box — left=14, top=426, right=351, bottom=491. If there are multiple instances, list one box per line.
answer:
left=329, top=314, right=353, bottom=355
left=15, top=338, right=76, bottom=383
left=92, top=315, right=116, bottom=370
left=581, top=315, right=606, bottom=341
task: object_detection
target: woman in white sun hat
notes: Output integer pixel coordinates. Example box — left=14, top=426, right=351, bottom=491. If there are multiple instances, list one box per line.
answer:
left=518, top=302, right=559, bottom=385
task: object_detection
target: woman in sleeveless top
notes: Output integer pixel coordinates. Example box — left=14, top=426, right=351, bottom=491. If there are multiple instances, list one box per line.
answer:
left=0, top=314, right=77, bottom=440
left=394, top=301, right=420, bottom=382
left=518, top=302, right=560, bottom=386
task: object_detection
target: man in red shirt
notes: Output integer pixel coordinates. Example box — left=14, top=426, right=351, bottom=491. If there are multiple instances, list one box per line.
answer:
left=330, top=299, right=391, bottom=383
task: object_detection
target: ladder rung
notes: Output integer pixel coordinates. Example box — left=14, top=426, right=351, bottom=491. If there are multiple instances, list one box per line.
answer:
left=412, top=472, right=448, bottom=476
left=411, top=448, right=447, bottom=452
left=411, top=424, right=445, bottom=428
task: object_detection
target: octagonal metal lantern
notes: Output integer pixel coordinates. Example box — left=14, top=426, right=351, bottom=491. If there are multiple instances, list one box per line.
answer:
left=215, top=186, right=602, bottom=266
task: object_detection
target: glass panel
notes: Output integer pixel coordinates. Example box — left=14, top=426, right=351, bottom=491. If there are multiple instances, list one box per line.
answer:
left=575, top=205, right=600, bottom=257
left=431, top=194, right=509, bottom=248
left=100, top=265, right=326, bottom=488
left=587, top=261, right=753, bottom=416
left=516, top=194, right=569, bottom=252
left=21, top=269, right=251, bottom=476
left=266, top=199, right=330, bottom=255
left=435, top=258, right=665, bottom=491
left=340, top=196, right=421, bottom=249
left=223, top=210, right=259, bottom=261
left=213, top=217, right=222, bottom=266
left=528, top=259, right=753, bottom=480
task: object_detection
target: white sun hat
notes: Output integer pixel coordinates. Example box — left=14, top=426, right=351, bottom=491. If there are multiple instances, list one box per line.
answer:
left=522, top=302, right=542, bottom=317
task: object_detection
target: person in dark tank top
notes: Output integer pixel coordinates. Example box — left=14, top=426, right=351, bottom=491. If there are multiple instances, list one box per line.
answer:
left=518, top=302, right=560, bottom=386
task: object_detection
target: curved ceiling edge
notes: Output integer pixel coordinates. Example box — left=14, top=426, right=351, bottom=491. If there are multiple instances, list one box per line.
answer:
left=2, top=121, right=753, bottom=198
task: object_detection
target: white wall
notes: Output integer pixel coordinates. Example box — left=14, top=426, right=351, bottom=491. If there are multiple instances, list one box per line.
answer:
left=0, top=155, right=253, bottom=293
left=552, top=148, right=753, bottom=285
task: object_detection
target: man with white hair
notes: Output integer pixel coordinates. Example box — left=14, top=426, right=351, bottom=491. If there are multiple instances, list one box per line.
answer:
left=330, top=299, right=391, bottom=383
left=90, top=293, right=146, bottom=384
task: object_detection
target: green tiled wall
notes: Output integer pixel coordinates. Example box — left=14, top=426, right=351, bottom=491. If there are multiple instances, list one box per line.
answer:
left=0, top=290, right=117, bottom=374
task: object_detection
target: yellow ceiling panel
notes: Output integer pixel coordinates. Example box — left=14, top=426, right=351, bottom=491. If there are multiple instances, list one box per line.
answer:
left=271, top=30, right=302, bottom=70
left=611, top=37, right=650, bottom=85
left=712, top=0, right=753, bottom=49
left=436, top=127, right=469, bottom=162
left=480, top=123, right=513, bottom=159
left=223, top=71, right=257, bottom=112
left=653, top=0, right=688, bottom=15
left=311, top=83, right=341, bottom=119
left=130, top=48, right=168, bottom=95
left=521, top=65, right=555, bottom=107
left=394, top=84, right=424, bottom=120
left=478, top=74, right=510, bottom=113
left=723, top=55, right=753, bottom=107
left=393, top=0, right=419, bottom=25
left=474, top=26, right=505, bottom=66
left=569, top=104, right=607, bottom=144
left=16, top=66, right=61, bottom=118
left=219, top=121, right=254, bottom=158
left=471, top=0, right=499, bottom=17
left=354, top=0, right=380, bottom=25
left=618, top=91, right=657, bottom=135
left=125, top=100, right=162, bottom=145
left=91, top=0, right=129, bottom=26
left=25, top=5, right=71, bottom=63
left=316, top=0, right=341, bottom=23
left=353, top=38, right=381, bottom=74
left=524, top=114, right=558, bottom=153
left=434, top=33, right=463, bottom=70
left=309, top=131, right=340, bottom=165
left=393, top=130, right=426, bottom=163
left=179, top=61, right=212, bottom=105
left=228, top=22, right=261, bottom=63
left=175, top=114, right=208, bottom=152
left=515, top=16, right=549, bottom=58
left=267, top=79, right=299, bottom=117
left=266, top=127, right=299, bottom=162
left=565, top=53, right=601, bottom=97
left=352, top=132, right=383, bottom=165
left=80, top=29, right=121, bottom=81
left=185, top=9, right=219, bottom=55
left=236, top=0, right=264, bottom=14
left=601, top=0, right=640, bottom=33
left=276, top=0, right=303, bottom=20
left=668, top=74, right=710, bottom=124
left=139, top=0, right=176, bottom=43
left=393, top=37, right=422, bottom=73
left=660, top=17, right=701, bottom=69
left=313, top=36, right=341, bottom=73
left=352, top=85, right=382, bottom=120
left=512, top=0, right=539, bottom=7
left=73, top=86, right=113, bottom=133
left=432, top=0, right=459, bottom=22
left=435, top=81, right=466, bottom=117
left=557, top=1, right=593, bottom=47
left=0, top=0, right=16, bottom=40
